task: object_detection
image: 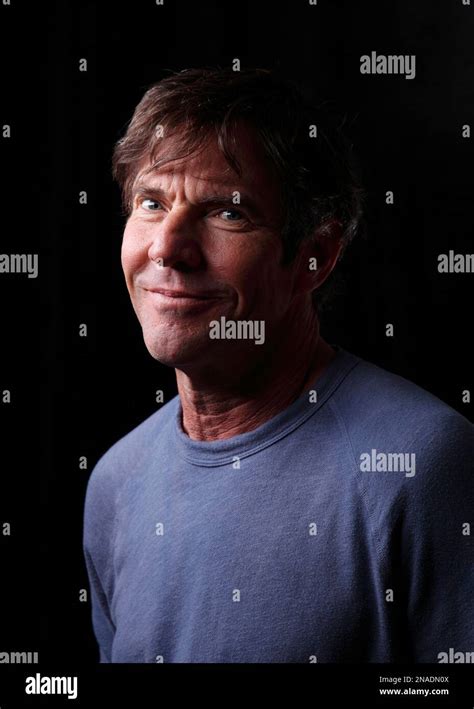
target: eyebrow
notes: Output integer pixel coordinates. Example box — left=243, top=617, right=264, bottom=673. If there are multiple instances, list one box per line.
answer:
left=132, top=184, right=264, bottom=217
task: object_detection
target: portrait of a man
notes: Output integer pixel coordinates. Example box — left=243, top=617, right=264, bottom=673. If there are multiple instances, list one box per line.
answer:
left=83, top=67, right=473, bottom=663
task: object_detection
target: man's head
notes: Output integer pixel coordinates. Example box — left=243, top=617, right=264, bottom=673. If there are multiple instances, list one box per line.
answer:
left=112, top=67, right=364, bottom=370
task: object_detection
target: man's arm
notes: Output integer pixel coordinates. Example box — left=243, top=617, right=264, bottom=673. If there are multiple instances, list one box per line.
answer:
left=83, top=547, right=116, bottom=662
left=83, top=457, right=117, bottom=662
left=401, top=412, right=474, bottom=662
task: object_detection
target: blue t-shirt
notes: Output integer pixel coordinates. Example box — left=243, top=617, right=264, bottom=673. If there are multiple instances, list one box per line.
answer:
left=83, top=346, right=474, bottom=663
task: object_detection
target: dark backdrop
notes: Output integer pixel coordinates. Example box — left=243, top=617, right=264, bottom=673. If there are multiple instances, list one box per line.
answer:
left=0, top=0, right=473, bottom=668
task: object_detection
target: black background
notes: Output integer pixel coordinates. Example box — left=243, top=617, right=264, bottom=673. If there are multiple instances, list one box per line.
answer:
left=0, top=0, right=473, bottom=696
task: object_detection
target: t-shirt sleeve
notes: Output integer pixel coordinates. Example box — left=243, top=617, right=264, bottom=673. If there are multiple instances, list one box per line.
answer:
left=83, top=457, right=117, bottom=663
left=83, top=546, right=115, bottom=662
left=401, top=412, right=474, bottom=662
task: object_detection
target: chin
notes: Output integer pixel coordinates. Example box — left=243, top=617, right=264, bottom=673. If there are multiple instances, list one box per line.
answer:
left=142, top=332, right=210, bottom=368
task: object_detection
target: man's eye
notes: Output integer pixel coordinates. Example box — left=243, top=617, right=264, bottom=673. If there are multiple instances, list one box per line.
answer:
left=217, top=209, right=245, bottom=221
left=140, top=198, right=162, bottom=211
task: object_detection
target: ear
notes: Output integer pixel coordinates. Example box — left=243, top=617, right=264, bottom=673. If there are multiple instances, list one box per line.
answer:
left=293, top=218, right=344, bottom=297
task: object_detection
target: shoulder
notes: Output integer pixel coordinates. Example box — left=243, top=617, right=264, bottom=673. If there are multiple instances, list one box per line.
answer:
left=83, top=395, right=179, bottom=526
left=329, top=352, right=474, bottom=516
left=323, top=353, right=474, bottom=593
left=331, top=352, right=474, bottom=455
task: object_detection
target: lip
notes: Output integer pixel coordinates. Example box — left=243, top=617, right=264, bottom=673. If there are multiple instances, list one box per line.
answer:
left=143, top=287, right=225, bottom=312
left=145, top=287, right=222, bottom=300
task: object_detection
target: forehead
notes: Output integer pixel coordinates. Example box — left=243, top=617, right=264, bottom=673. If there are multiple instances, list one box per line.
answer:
left=132, top=121, right=281, bottom=198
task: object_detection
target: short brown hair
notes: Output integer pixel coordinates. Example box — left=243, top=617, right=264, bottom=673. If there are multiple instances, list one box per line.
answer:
left=112, top=67, right=365, bottom=305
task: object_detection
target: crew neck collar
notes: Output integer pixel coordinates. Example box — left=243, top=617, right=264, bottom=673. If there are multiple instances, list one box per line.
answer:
left=171, top=345, right=360, bottom=467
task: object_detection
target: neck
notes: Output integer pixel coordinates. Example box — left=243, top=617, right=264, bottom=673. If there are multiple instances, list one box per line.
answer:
left=175, top=306, right=335, bottom=441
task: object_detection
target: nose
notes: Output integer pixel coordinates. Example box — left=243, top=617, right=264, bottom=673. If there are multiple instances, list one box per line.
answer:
left=147, top=209, right=203, bottom=271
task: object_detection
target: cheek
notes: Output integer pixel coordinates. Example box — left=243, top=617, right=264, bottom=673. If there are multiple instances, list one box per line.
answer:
left=219, top=245, right=283, bottom=311
left=121, top=225, right=145, bottom=279
left=216, top=250, right=259, bottom=301
left=241, top=254, right=294, bottom=314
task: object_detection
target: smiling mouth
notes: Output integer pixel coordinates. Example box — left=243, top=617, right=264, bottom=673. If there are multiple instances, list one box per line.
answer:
left=143, top=288, right=224, bottom=310
left=146, top=288, right=220, bottom=300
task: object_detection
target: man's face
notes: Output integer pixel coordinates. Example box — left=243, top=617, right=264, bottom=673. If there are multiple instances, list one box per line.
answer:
left=121, top=123, right=307, bottom=369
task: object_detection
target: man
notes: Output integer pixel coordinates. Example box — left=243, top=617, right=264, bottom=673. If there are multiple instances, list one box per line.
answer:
left=83, top=67, right=473, bottom=663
